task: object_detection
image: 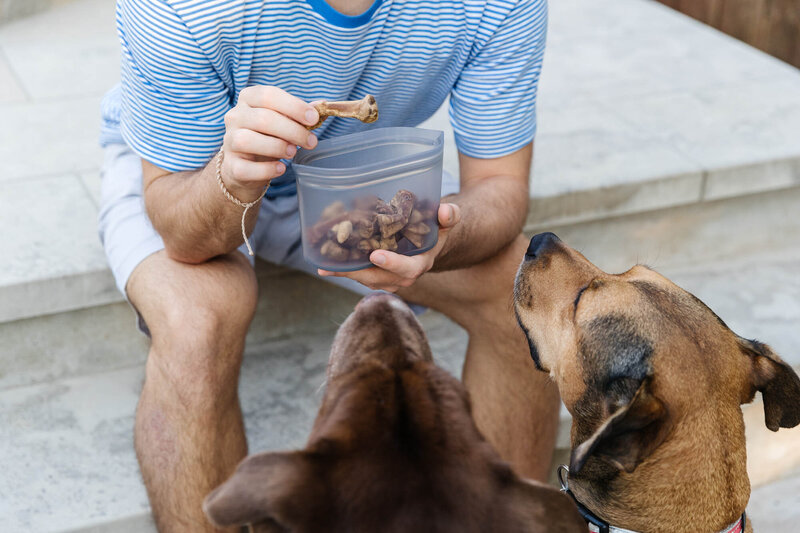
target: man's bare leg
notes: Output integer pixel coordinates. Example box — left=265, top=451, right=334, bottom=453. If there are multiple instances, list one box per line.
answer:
left=127, top=251, right=258, bottom=532
left=399, top=234, right=560, bottom=481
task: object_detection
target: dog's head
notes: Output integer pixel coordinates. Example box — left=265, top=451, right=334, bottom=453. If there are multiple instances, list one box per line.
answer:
left=514, top=233, right=800, bottom=477
left=204, top=293, right=584, bottom=533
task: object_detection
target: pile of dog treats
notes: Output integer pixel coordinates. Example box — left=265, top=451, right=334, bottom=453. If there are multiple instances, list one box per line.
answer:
left=306, top=190, right=436, bottom=263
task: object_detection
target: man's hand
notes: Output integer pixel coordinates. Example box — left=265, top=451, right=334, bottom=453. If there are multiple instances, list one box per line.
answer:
left=318, top=203, right=461, bottom=292
left=140, top=85, right=321, bottom=263
left=219, top=85, right=320, bottom=202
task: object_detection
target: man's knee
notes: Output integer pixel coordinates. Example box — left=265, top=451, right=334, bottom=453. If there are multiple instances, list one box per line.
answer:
left=130, top=252, right=258, bottom=398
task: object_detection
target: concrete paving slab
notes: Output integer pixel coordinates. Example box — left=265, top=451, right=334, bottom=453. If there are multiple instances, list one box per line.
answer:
left=533, top=100, right=704, bottom=197
left=0, top=265, right=365, bottom=390
left=537, top=186, right=800, bottom=279
left=747, top=467, right=800, bottom=533
left=542, top=0, right=800, bottom=103
left=0, top=175, right=116, bottom=322
left=610, top=78, right=800, bottom=172
left=529, top=99, right=706, bottom=227
left=528, top=172, right=703, bottom=228
left=78, top=169, right=101, bottom=207
left=0, top=96, right=104, bottom=182
left=0, top=0, right=117, bottom=100
left=703, top=158, right=800, bottom=202
left=0, top=48, right=26, bottom=103
left=0, top=302, right=148, bottom=391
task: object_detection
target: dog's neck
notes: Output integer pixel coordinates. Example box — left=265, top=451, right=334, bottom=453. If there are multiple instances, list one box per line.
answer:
left=569, top=405, right=751, bottom=533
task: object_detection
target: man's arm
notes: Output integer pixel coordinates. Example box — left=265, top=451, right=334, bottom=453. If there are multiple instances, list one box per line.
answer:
left=318, top=142, right=532, bottom=291
left=142, top=86, right=320, bottom=264
left=430, top=143, right=531, bottom=272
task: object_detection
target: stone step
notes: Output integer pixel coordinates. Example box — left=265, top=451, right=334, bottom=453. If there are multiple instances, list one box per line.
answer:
left=0, top=263, right=362, bottom=391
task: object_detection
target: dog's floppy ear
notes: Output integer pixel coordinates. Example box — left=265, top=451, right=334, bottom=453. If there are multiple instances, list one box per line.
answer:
left=570, top=376, right=670, bottom=475
left=740, top=338, right=800, bottom=431
left=203, top=450, right=326, bottom=530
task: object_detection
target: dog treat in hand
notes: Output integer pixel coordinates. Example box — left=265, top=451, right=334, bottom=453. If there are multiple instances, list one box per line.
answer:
left=306, top=190, right=437, bottom=265
left=308, top=95, right=379, bottom=130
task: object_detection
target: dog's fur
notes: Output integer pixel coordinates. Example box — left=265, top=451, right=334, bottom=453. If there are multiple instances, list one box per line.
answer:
left=203, top=293, right=586, bottom=532
left=513, top=232, right=800, bottom=533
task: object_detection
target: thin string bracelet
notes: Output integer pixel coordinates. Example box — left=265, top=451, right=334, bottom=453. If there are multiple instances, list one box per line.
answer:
left=215, top=150, right=268, bottom=256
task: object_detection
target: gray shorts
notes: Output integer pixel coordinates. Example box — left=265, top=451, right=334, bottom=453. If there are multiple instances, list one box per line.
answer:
left=98, top=143, right=459, bottom=303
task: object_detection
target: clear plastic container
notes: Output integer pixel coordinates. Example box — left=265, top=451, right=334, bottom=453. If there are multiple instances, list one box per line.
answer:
left=294, top=127, right=444, bottom=272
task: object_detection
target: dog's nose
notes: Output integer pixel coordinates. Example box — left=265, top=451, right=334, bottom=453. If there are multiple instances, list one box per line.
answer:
left=525, top=232, right=561, bottom=259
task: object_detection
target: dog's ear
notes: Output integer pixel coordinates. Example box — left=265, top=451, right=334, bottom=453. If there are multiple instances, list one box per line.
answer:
left=740, top=338, right=800, bottom=431
left=203, top=451, right=326, bottom=530
left=570, top=376, right=670, bottom=475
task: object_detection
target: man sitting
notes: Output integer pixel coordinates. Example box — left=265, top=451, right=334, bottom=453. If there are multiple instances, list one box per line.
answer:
left=98, top=0, right=557, bottom=530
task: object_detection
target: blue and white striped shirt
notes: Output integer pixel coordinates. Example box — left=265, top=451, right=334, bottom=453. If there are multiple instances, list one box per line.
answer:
left=101, top=0, right=547, bottom=193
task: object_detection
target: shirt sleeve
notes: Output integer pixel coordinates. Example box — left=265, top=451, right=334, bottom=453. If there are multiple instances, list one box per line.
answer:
left=449, top=0, right=548, bottom=159
left=117, top=0, right=231, bottom=171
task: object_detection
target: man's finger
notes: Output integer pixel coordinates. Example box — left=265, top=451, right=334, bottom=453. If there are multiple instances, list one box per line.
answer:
left=438, top=203, right=461, bottom=228
left=317, top=267, right=385, bottom=285
left=240, top=85, right=319, bottom=127
left=317, top=267, right=402, bottom=292
left=244, top=108, right=317, bottom=149
left=369, top=251, right=426, bottom=279
left=227, top=128, right=296, bottom=160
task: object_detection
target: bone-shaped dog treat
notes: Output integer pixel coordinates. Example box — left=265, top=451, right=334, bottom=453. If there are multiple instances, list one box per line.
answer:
left=308, top=95, right=379, bottom=130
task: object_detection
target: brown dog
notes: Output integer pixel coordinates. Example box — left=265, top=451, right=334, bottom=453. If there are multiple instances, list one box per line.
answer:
left=513, top=232, right=800, bottom=533
left=203, top=293, right=586, bottom=532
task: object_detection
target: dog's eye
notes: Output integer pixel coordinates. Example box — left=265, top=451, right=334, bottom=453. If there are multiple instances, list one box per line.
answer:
left=573, top=284, right=590, bottom=309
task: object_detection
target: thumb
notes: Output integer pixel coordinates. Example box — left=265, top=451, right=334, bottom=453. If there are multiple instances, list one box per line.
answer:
left=438, top=203, right=461, bottom=229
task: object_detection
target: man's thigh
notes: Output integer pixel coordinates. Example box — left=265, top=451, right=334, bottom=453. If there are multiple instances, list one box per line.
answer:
left=398, top=234, right=529, bottom=326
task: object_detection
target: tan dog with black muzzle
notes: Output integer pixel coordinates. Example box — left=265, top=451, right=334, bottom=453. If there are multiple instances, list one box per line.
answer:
left=203, top=293, right=586, bottom=533
left=513, top=232, right=800, bottom=533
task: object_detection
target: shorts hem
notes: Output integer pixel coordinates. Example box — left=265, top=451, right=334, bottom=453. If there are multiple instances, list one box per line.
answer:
left=115, top=236, right=166, bottom=298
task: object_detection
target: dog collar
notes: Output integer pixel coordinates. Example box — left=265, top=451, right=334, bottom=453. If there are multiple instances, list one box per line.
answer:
left=557, top=465, right=746, bottom=533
